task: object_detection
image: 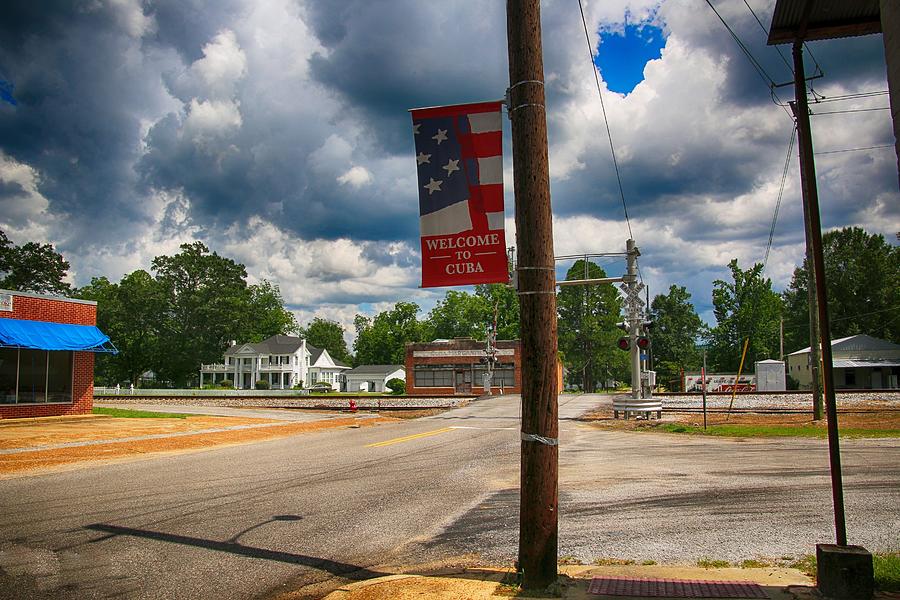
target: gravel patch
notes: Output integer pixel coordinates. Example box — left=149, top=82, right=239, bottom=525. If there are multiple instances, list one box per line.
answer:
left=660, top=391, right=900, bottom=410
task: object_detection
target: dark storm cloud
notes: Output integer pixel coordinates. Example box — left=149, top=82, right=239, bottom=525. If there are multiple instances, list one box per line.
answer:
left=305, top=0, right=509, bottom=153
left=146, top=0, right=246, bottom=62
left=0, top=179, right=26, bottom=200
left=0, top=0, right=177, bottom=249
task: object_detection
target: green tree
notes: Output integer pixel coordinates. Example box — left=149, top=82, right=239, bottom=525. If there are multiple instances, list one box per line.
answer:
left=422, top=290, right=489, bottom=341
left=77, top=270, right=166, bottom=386
left=474, top=282, right=520, bottom=340
left=782, top=227, right=900, bottom=351
left=0, top=229, right=71, bottom=295
left=709, top=259, right=782, bottom=372
left=556, top=260, right=624, bottom=392
left=245, top=280, right=298, bottom=342
left=353, top=302, right=422, bottom=366
left=152, top=242, right=251, bottom=386
left=649, top=285, right=704, bottom=390
left=301, top=317, right=352, bottom=364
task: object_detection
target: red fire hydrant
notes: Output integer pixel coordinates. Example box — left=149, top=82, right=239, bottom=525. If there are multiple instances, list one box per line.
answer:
left=348, top=399, right=358, bottom=413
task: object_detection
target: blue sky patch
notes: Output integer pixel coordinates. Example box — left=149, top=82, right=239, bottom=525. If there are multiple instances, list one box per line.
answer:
left=595, top=22, right=667, bottom=95
left=0, top=80, right=18, bottom=106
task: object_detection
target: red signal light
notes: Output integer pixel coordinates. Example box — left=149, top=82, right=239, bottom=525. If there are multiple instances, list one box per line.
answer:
left=616, top=337, right=630, bottom=351
left=636, top=336, right=651, bottom=350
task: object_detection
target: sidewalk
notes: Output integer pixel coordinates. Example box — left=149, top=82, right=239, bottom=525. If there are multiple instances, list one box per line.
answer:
left=316, top=564, right=816, bottom=599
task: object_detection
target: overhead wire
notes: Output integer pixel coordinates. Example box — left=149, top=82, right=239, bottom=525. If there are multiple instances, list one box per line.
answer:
left=814, top=143, right=894, bottom=156
left=763, top=124, right=797, bottom=272
left=811, top=107, right=890, bottom=116
left=576, top=0, right=634, bottom=243
left=703, top=0, right=794, bottom=119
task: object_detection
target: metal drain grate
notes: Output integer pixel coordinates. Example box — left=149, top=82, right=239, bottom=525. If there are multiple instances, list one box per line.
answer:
left=588, top=577, right=770, bottom=598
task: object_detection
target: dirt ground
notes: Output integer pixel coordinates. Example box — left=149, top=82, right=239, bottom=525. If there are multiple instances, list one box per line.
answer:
left=0, top=413, right=396, bottom=478
left=311, top=564, right=813, bottom=600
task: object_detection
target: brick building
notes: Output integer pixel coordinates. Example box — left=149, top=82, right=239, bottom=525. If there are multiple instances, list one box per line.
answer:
left=406, top=338, right=521, bottom=395
left=0, top=289, right=116, bottom=419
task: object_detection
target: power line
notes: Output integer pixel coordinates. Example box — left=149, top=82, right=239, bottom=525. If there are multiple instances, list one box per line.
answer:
left=741, top=0, right=792, bottom=75
left=814, top=143, right=894, bottom=156
left=763, top=124, right=797, bottom=271
left=811, top=90, right=889, bottom=104
left=811, top=107, right=890, bottom=116
left=576, top=0, right=633, bottom=241
left=703, top=0, right=793, bottom=119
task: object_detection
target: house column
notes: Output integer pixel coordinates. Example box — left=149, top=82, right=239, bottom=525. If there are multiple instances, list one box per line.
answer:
left=199, top=371, right=204, bottom=387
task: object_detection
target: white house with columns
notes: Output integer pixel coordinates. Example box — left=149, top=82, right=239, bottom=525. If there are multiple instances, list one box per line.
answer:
left=199, top=335, right=350, bottom=390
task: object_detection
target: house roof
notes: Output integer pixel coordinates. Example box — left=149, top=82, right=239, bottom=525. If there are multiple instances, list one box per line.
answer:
left=225, top=334, right=304, bottom=356
left=767, top=0, right=881, bottom=45
left=788, top=334, right=900, bottom=356
left=345, top=364, right=405, bottom=376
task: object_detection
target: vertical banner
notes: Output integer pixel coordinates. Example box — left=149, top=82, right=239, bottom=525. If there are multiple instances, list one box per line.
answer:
left=410, top=101, right=508, bottom=287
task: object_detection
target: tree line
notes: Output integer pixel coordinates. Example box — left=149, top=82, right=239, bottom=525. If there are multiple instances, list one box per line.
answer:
left=351, top=227, right=898, bottom=390
left=2, top=227, right=896, bottom=390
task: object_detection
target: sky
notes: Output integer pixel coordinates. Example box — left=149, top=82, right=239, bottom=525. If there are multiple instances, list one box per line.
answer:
left=0, top=0, right=898, bottom=349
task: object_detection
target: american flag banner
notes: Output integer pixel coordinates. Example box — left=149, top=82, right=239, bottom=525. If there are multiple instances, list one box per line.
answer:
left=410, top=101, right=508, bottom=288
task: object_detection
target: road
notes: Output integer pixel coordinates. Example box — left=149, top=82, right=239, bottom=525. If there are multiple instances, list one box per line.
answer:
left=1, top=394, right=898, bottom=599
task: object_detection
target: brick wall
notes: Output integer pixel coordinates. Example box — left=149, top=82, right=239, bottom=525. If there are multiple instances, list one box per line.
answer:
left=0, top=291, right=97, bottom=419
left=405, top=339, right=522, bottom=396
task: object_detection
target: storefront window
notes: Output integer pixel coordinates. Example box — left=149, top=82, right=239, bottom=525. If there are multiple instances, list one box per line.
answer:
left=0, top=349, right=74, bottom=404
left=18, top=349, right=47, bottom=403
left=0, top=348, right=17, bottom=404
left=47, top=351, right=73, bottom=403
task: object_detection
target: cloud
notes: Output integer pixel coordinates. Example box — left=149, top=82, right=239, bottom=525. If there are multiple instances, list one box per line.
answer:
left=0, top=0, right=896, bottom=346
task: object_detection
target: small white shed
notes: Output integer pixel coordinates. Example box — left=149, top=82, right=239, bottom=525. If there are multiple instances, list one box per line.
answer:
left=343, top=365, right=405, bottom=393
left=755, top=359, right=786, bottom=392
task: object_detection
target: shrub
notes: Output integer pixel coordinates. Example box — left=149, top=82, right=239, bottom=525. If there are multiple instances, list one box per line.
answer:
left=254, top=380, right=270, bottom=390
left=386, top=378, right=405, bottom=395
left=219, top=379, right=234, bottom=389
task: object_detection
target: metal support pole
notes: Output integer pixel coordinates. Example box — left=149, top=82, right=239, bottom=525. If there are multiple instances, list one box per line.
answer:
left=507, top=0, right=559, bottom=588
left=793, top=41, right=847, bottom=546
left=702, top=350, right=708, bottom=430
left=626, top=239, right=641, bottom=401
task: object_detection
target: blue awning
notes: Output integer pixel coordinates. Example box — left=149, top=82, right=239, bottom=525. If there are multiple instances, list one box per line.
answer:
left=0, top=318, right=118, bottom=353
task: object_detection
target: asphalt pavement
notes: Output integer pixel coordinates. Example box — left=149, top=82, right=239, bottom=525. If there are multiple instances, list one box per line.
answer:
left=0, top=393, right=897, bottom=600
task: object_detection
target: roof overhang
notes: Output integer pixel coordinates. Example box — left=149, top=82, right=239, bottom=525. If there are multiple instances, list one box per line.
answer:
left=0, top=318, right=118, bottom=353
left=767, top=0, right=881, bottom=45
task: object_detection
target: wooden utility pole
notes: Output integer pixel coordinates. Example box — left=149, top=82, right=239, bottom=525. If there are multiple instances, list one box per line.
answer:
left=507, top=0, right=559, bottom=589
left=792, top=40, right=847, bottom=546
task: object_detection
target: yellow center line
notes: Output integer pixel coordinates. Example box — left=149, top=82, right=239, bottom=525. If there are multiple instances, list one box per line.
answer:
left=365, top=427, right=454, bottom=448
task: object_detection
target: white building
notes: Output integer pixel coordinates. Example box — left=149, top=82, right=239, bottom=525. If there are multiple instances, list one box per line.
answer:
left=787, top=334, right=900, bottom=390
left=199, top=335, right=350, bottom=390
left=343, top=365, right=405, bottom=393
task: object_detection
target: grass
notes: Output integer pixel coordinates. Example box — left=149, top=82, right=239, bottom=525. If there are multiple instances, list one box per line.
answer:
left=92, top=407, right=189, bottom=419
left=697, top=558, right=731, bottom=569
left=740, top=559, right=773, bottom=569
left=652, top=423, right=900, bottom=439
left=593, top=558, right=636, bottom=566
left=788, top=552, right=900, bottom=592
left=874, top=553, right=900, bottom=592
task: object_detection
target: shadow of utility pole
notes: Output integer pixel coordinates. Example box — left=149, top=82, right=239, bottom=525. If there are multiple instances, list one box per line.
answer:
left=84, top=522, right=385, bottom=581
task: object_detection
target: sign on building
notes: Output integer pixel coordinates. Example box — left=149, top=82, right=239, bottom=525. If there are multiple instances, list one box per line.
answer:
left=410, top=101, right=508, bottom=287
left=0, top=292, right=12, bottom=312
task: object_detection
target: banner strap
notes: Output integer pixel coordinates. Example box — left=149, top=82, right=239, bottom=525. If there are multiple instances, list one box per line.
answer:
left=516, top=290, right=556, bottom=296
left=510, top=102, right=545, bottom=113
left=516, top=266, right=554, bottom=271
left=521, top=432, right=559, bottom=445
left=508, top=79, right=544, bottom=92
